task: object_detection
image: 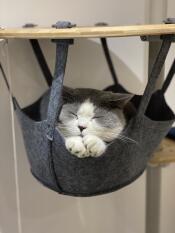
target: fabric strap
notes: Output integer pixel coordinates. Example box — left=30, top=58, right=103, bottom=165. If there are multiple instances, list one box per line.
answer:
left=30, top=39, right=53, bottom=86
left=100, top=38, right=119, bottom=86
left=137, top=36, right=173, bottom=117
left=46, top=21, right=73, bottom=140
left=100, top=34, right=175, bottom=101
left=162, top=57, right=175, bottom=93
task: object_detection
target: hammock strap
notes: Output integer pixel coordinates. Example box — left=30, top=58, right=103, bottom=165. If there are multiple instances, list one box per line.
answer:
left=46, top=21, right=73, bottom=141
left=137, top=35, right=173, bottom=117
left=30, top=39, right=53, bottom=86
left=100, top=37, right=119, bottom=85
left=162, top=57, right=175, bottom=93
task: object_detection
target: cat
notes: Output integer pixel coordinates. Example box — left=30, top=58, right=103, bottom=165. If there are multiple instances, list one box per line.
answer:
left=40, top=87, right=135, bottom=158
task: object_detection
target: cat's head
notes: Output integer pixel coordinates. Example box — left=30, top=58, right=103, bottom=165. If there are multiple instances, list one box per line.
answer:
left=57, top=87, right=134, bottom=142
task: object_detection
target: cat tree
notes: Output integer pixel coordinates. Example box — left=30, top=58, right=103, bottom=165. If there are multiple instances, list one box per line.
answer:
left=1, top=22, right=175, bottom=233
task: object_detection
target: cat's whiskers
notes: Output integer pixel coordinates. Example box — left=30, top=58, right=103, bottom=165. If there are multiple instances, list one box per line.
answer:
left=118, top=134, right=138, bottom=144
left=57, top=122, right=81, bottom=137
left=84, top=124, right=123, bottom=142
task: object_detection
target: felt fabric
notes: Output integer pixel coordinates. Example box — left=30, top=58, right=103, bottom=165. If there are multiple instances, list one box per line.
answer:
left=15, top=90, right=174, bottom=196
left=13, top=22, right=175, bottom=196
left=167, top=127, right=175, bottom=139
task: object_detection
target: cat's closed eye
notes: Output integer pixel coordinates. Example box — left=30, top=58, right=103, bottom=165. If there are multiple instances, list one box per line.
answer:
left=92, top=116, right=103, bottom=119
left=69, top=111, right=78, bottom=118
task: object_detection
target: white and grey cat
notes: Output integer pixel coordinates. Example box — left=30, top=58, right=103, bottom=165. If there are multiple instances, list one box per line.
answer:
left=41, top=87, right=135, bottom=158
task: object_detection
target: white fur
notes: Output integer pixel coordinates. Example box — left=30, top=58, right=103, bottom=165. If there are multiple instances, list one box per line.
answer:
left=65, top=136, right=88, bottom=158
left=83, top=135, right=106, bottom=157
left=77, top=99, right=95, bottom=128
left=58, top=99, right=125, bottom=158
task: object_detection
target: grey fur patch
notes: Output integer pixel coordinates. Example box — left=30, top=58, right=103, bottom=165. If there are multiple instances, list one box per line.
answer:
left=62, top=86, right=134, bottom=109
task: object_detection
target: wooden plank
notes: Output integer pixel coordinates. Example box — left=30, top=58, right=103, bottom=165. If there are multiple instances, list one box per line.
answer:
left=1, top=24, right=175, bottom=39
left=150, top=138, right=175, bottom=166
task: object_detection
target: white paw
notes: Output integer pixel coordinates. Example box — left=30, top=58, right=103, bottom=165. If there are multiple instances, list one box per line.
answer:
left=83, top=135, right=106, bottom=157
left=65, top=136, right=88, bottom=158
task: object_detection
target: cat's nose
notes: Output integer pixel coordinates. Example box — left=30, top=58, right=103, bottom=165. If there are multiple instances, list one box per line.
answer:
left=78, top=126, right=86, bottom=132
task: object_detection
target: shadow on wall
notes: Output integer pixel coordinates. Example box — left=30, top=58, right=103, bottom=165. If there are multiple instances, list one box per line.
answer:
left=40, top=38, right=144, bottom=93
left=64, top=38, right=144, bottom=94
left=6, top=38, right=144, bottom=107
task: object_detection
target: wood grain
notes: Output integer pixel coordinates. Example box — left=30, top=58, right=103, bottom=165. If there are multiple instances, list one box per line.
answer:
left=150, top=138, right=175, bottom=166
left=1, top=24, right=175, bottom=39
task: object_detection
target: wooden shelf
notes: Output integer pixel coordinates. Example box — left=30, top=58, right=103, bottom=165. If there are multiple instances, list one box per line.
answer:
left=1, top=24, right=175, bottom=39
left=150, top=138, right=175, bottom=166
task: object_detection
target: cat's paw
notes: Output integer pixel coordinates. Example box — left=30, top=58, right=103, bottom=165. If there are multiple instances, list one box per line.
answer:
left=83, top=135, right=106, bottom=157
left=65, top=136, right=88, bottom=158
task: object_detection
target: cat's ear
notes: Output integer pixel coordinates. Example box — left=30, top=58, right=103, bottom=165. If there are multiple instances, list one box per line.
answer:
left=103, top=93, right=134, bottom=109
left=62, top=86, right=76, bottom=103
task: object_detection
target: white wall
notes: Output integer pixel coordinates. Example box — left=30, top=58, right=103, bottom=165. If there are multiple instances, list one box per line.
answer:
left=0, top=0, right=175, bottom=233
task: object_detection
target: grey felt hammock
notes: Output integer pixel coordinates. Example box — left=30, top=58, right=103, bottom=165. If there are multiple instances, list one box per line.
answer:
left=2, top=21, right=175, bottom=197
